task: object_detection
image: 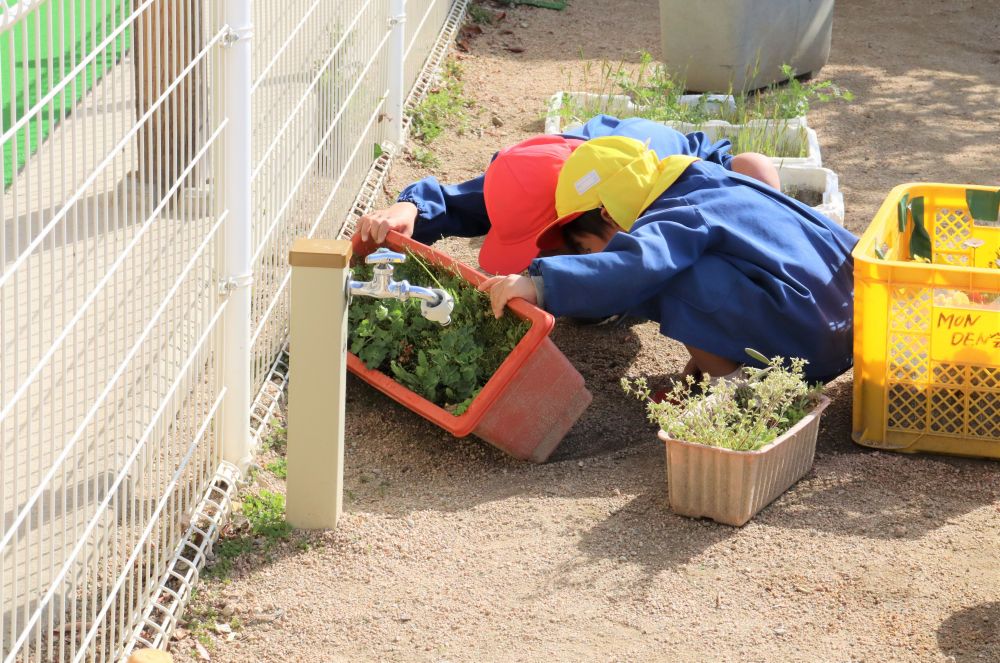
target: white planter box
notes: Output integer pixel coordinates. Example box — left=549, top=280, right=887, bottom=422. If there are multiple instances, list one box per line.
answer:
left=546, top=91, right=817, bottom=167
left=658, top=0, right=834, bottom=93
left=777, top=163, right=844, bottom=225
left=658, top=396, right=830, bottom=526
left=544, top=91, right=744, bottom=134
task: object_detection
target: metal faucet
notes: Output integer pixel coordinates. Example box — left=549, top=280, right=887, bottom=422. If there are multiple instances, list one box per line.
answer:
left=348, top=248, right=455, bottom=326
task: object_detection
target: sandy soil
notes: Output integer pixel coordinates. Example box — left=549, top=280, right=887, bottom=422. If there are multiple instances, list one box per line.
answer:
left=172, top=1, right=1000, bottom=661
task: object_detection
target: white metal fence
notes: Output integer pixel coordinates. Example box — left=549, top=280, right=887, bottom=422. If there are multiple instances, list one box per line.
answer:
left=0, top=0, right=462, bottom=659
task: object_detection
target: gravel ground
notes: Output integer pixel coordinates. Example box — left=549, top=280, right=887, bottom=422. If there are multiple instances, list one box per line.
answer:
left=172, top=1, right=1000, bottom=661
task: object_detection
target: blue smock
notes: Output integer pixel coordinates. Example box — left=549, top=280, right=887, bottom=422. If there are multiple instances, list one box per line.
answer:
left=527, top=160, right=859, bottom=382
left=399, top=115, right=735, bottom=244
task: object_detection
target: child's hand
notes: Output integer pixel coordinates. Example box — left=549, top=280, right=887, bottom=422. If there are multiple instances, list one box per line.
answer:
left=357, top=202, right=418, bottom=242
left=477, top=275, right=538, bottom=318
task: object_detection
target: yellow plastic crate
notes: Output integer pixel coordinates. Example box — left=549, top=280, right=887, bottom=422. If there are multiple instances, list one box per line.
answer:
left=852, top=183, right=1000, bottom=458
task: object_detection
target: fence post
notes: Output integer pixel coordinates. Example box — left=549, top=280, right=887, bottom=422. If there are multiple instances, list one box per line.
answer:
left=387, top=0, right=407, bottom=147
left=219, top=1, right=254, bottom=474
left=286, top=239, right=352, bottom=529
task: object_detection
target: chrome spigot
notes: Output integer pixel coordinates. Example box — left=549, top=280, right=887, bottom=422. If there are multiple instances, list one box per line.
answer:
left=348, top=248, right=455, bottom=326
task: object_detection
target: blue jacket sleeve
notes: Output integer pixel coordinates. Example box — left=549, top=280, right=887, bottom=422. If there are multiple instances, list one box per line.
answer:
left=685, top=131, right=734, bottom=169
left=397, top=174, right=492, bottom=243
left=563, top=115, right=734, bottom=169
left=527, top=207, right=712, bottom=318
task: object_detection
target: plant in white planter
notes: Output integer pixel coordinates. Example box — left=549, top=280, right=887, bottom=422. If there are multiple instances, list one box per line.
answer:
left=622, top=349, right=829, bottom=526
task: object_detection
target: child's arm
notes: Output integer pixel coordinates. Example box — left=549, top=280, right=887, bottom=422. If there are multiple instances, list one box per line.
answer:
left=358, top=174, right=492, bottom=244
left=398, top=175, right=492, bottom=242
left=477, top=274, right=539, bottom=319
left=527, top=210, right=711, bottom=319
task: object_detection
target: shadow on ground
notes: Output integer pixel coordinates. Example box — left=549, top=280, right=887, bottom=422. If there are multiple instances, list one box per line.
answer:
left=937, top=601, right=1000, bottom=662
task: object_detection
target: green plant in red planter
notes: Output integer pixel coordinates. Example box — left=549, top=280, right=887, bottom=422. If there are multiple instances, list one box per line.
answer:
left=349, top=248, right=529, bottom=414
left=346, top=231, right=592, bottom=462
left=623, top=349, right=829, bottom=525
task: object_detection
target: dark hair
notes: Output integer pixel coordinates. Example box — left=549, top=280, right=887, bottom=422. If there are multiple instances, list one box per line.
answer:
left=561, top=208, right=608, bottom=254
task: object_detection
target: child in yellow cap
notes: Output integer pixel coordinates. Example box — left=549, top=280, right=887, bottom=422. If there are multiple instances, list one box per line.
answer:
left=479, top=135, right=858, bottom=384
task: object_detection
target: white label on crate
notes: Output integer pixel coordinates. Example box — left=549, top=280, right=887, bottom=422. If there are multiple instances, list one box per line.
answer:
left=930, top=303, right=1000, bottom=363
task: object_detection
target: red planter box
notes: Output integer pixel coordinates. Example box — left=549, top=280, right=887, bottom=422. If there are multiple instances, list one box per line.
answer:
left=348, top=231, right=592, bottom=462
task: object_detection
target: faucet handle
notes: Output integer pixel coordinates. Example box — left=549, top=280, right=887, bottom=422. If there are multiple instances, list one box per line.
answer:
left=365, top=247, right=407, bottom=265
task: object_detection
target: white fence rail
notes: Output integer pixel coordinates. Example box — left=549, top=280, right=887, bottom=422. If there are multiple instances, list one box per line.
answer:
left=0, top=0, right=461, bottom=660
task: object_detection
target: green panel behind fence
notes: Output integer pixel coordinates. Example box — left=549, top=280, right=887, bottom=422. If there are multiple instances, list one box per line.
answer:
left=1, top=0, right=130, bottom=190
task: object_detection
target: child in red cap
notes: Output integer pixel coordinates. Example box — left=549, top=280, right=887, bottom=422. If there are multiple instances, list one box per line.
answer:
left=356, top=115, right=779, bottom=274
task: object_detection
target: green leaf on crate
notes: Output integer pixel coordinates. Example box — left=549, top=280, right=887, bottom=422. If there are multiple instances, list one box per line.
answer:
left=897, top=192, right=909, bottom=233
left=966, top=188, right=1000, bottom=224
left=909, top=196, right=932, bottom=262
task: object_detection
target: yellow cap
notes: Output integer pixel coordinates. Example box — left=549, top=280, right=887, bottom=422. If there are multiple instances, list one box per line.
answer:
left=545, top=136, right=699, bottom=243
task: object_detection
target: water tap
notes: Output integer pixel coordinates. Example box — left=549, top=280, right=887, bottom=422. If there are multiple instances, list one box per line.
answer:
left=348, top=248, right=455, bottom=326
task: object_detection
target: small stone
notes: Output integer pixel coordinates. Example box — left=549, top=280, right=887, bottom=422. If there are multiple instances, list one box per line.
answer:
left=892, top=525, right=907, bottom=537
left=519, top=21, right=528, bottom=28
left=774, top=626, right=786, bottom=636
left=221, top=604, right=235, bottom=618
left=491, top=115, right=504, bottom=127
left=398, top=614, right=412, bottom=623
left=577, top=461, right=584, bottom=468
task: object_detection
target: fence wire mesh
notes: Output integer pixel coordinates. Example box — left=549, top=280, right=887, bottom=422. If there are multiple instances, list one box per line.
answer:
left=0, top=0, right=227, bottom=659
left=1, top=0, right=462, bottom=659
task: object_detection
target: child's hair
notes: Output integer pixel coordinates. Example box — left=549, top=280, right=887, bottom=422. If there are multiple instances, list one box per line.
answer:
left=561, top=207, right=608, bottom=254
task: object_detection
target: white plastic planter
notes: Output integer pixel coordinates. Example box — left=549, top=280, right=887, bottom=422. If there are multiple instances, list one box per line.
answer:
left=544, top=91, right=743, bottom=134
left=659, top=396, right=830, bottom=526
left=546, top=91, right=817, bottom=167
left=777, top=163, right=844, bottom=225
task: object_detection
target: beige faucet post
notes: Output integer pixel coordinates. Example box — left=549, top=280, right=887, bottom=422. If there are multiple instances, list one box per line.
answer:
left=286, top=238, right=352, bottom=529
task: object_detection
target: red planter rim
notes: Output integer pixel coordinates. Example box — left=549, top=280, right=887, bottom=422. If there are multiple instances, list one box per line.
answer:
left=347, top=231, right=556, bottom=437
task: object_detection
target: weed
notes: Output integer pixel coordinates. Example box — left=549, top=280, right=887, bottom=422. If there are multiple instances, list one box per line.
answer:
left=408, top=58, right=470, bottom=143
left=266, top=458, right=287, bottom=479
left=467, top=2, right=494, bottom=24
left=622, top=349, right=823, bottom=451
left=242, top=490, right=292, bottom=540
left=183, top=601, right=220, bottom=650
left=203, top=537, right=253, bottom=581
left=262, top=420, right=287, bottom=453
left=557, top=52, right=853, bottom=159
left=409, top=146, right=441, bottom=169
left=348, top=249, right=529, bottom=412
left=756, top=64, right=854, bottom=119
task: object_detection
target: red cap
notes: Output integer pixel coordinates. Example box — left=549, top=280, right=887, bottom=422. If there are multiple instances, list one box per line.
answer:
left=480, top=135, right=584, bottom=274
